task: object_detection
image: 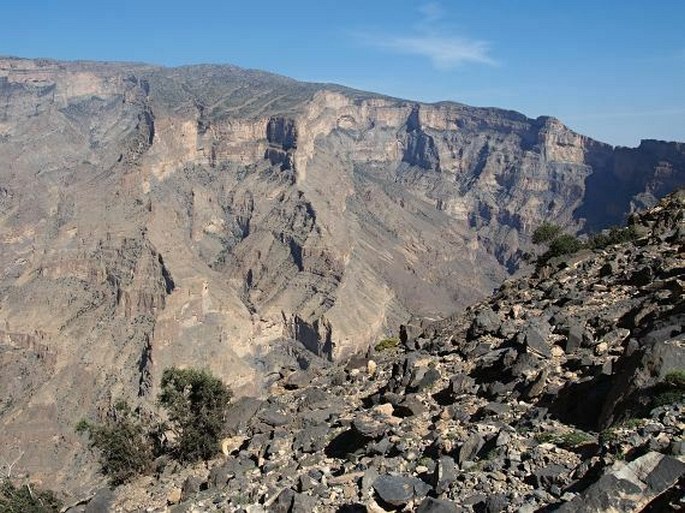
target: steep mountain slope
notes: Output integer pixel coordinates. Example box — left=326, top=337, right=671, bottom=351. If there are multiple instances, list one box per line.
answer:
left=0, top=57, right=684, bottom=491
left=92, top=190, right=685, bottom=513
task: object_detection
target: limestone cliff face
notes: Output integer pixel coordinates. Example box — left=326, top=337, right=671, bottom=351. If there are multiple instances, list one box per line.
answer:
left=0, top=57, right=683, bottom=492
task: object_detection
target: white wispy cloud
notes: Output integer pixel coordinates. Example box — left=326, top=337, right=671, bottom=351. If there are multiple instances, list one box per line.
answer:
left=371, top=34, right=495, bottom=69
left=355, top=2, right=496, bottom=70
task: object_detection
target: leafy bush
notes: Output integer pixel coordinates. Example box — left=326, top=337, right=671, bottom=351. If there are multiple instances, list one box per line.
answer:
left=374, top=337, right=399, bottom=352
left=531, top=223, right=583, bottom=265
left=532, top=223, right=562, bottom=244
left=76, top=400, right=156, bottom=485
left=78, top=368, right=233, bottom=482
left=159, top=367, right=232, bottom=462
left=546, top=234, right=584, bottom=258
left=0, top=479, right=62, bottom=513
left=587, top=225, right=639, bottom=249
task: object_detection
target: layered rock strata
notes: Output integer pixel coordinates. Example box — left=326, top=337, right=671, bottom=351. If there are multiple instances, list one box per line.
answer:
left=0, top=57, right=684, bottom=490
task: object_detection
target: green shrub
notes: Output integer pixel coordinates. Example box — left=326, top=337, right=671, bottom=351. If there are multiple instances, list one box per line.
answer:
left=532, top=223, right=584, bottom=266
left=374, top=337, right=399, bottom=352
left=159, top=368, right=232, bottom=462
left=0, top=479, right=62, bottom=513
left=587, top=225, right=639, bottom=249
left=76, top=400, right=156, bottom=485
left=653, top=391, right=684, bottom=407
left=545, top=234, right=584, bottom=259
left=651, top=370, right=685, bottom=408
left=532, top=223, right=562, bottom=244
left=664, top=370, right=685, bottom=388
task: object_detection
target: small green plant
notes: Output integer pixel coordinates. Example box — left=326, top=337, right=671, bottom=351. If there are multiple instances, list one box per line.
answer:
left=599, top=428, right=619, bottom=445
left=159, top=367, right=233, bottom=462
left=651, top=370, right=685, bottom=408
left=621, top=417, right=644, bottom=430
left=664, top=370, right=685, bottom=388
left=534, top=432, right=555, bottom=444
left=76, top=400, right=156, bottom=485
left=417, top=456, right=433, bottom=468
left=600, top=418, right=644, bottom=448
left=231, top=492, right=251, bottom=505
left=374, top=337, right=399, bottom=352
left=535, top=430, right=593, bottom=449
left=0, top=479, right=62, bottom=513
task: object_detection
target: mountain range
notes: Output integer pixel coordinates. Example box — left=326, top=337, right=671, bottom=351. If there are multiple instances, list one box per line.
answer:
left=0, top=56, right=683, bottom=494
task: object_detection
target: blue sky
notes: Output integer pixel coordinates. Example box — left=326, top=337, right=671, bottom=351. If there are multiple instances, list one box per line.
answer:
left=2, top=0, right=683, bottom=146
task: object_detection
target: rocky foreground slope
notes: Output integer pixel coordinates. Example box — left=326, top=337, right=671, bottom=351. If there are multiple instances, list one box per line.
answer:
left=1, top=56, right=684, bottom=490
left=69, top=191, right=685, bottom=512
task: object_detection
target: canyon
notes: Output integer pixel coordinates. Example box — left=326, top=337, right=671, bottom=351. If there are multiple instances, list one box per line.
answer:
left=0, top=57, right=683, bottom=492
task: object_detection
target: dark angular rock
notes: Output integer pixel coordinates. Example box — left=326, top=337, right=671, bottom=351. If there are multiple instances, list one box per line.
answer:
left=369, top=436, right=393, bottom=455
left=485, top=493, right=508, bottom=513
left=628, top=266, right=654, bottom=287
left=325, top=428, right=372, bottom=458
left=181, top=476, right=203, bottom=502
left=361, top=467, right=380, bottom=494
left=413, top=367, right=441, bottom=392
left=208, top=463, right=233, bottom=488
left=481, top=401, right=511, bottom=417
left=298, top=473, right=317, bottom=492
left=468, top=307, right=501, bottom=339
left=298, top=408, right=333, bottom=425
left=563, top=321, right=585, bottom=353
left=299, top=388, right=333, bottom=410
left=599, top=261, right=617, bottom=278
left=462, top=493, right=487, bottom=507
left=528, top=463, right=568, bottom=489
left=556, top=452, right=685, bottom=512
left=458, top=433, right=485, bottom=466
left=416, top=497, right=460, bottom=513
left=352, top=417, right=387, bottom=438
left=432, top=455, right=457, bottom=494
left=292, top=423, right=329, bottom=453
left=449, top=374, right=476, bottom=395
left=271, top=488, right=296, bottom=513
left=284, top=369, right=314, bottom=389
left=373, top=474, right=431, bottom=507
left=223, top=396, right=264, bottom=435
left=258, top=408, right=290, bottom=427
left=393, top=395, right=426, bottom=417
left=522, top=322, right=552, bottom=357
left=670, top=439, right=685, bottom=456
left=84, top=488, right=114, bottom=513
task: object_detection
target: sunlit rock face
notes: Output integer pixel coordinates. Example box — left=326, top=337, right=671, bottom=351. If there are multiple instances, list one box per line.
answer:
left=0, top=57, right=683, bottom=491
